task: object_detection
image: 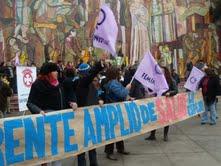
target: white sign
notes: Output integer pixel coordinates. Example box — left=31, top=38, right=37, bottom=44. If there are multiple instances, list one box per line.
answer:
left=184, top=66, right=205, bottom=92
left=16, top=66, right=37, bottom=111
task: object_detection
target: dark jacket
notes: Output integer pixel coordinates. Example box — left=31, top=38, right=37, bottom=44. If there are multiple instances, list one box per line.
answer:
left=163, top=79, right=178, bottom=97
left=0, top=80, right=12, bottom=113
left=130, top=79, right=145, bottom=99
left=172, top=73, right=180, bottom=85
left=75, top=61, right=104, bottom=107
left=103, top=79, right=129, bottom=103
left=62, top=76, right=78, bottom=108
left=27, top=79, right=65, bottom=114
left=86, top=83, right=104, bottom=106
left=199, top=75, right=221, bottom=105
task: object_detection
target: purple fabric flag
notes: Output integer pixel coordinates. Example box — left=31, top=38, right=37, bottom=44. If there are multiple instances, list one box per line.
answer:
left=93, top=4, right=118, bottom=56
left=184, top=66, right=205, bottom=92
left=134, top=51, right=169, bottom=96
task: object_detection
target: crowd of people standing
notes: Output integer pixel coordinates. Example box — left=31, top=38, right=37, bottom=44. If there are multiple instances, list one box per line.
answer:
left=0, top=54, right=221, bottom=166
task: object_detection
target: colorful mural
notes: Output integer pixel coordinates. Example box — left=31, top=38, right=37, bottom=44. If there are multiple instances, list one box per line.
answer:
left=0, top=0, right=220, bottom=78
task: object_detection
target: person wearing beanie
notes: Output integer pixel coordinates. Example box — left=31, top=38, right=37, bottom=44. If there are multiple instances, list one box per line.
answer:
left=78, top=63, right=91, bottom=75
left=27, top=62, right=77, bottom=166
left=75, top=57, right=106, bottom=166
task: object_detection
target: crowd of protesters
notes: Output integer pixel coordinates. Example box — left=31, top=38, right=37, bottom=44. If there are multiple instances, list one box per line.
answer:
left=0, top=55, right=221, bottom=166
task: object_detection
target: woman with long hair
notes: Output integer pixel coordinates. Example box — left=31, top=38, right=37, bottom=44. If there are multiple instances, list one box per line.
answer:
left=102, top=66, right=131, bottom=160
left=146, top=66, right=178, bottom=141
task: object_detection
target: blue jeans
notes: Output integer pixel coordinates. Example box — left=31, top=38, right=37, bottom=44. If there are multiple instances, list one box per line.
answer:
left=201, top=102, right=217, bottom=124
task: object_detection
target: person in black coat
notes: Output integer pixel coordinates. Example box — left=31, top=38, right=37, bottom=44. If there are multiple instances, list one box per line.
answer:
left=62, top=68, right=78, bottom=109
left=75, top=57, right=106, bottom=166
left=75, top=61, right=105, bottom=107
left=0, top=79, right=12, bottom=117
left=146, top=67, right=178, bottom=142
left=27, top=63, right=77, bottom=114
left=27, top=63, right=77, bottom=166
left=199, top=68, right=221, bottom=125
left=123, top=64, right=145, bottom=100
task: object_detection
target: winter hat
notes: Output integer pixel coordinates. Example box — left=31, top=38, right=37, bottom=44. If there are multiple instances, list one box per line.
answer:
left=78, top=63, right=91, bottom=74
left=40, top=62, right=58, bottom=75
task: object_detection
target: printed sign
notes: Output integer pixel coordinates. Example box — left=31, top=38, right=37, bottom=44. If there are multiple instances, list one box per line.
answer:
left=16, top=67, right=37, bottom=112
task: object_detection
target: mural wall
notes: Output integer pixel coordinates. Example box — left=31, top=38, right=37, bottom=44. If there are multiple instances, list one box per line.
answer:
left=0, top=0, right=220, bottom=78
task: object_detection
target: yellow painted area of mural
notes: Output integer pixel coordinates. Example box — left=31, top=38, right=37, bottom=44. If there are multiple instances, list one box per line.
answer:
left=34, top=22, right=57, bottom=30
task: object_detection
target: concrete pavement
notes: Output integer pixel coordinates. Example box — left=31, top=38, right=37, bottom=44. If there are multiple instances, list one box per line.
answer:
left=61, top=102, right=221, bottom=166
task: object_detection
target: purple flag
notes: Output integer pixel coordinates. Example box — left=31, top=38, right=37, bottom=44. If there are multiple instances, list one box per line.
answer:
left=134, top=51, right=169, bottom=96
left=184, top=66, right=205, bottom=92
left=93, top=4, right=118, bottom=56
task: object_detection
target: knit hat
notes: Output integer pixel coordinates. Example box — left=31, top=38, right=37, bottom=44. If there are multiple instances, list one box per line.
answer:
left=78, top=63, right=91, bottom=74
left=40, top=62, right=58, bottom=75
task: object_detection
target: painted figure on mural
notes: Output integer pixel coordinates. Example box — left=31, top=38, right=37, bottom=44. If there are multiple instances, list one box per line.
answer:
left=8, top=37, right=20, bottom=66
left=206, top=25, right=221, bottom=68
left=151, top=0, right=163, bottom=43
left=162, top=0, right=176, bottom=42
left=12, top=24, right=35, bottom=66
left=183, top=31, right=205, bottom=65
left=7, top=0, right=35, bottom=66
left=129, top=0, right=151, bottom=64
left=159, top=45, right=172, bottom=69
left=87, top=0, right=100, bottom=40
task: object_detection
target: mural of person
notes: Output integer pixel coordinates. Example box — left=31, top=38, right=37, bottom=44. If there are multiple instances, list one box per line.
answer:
left=159, top=45, right=172, bottom=69
left=8, top=37, right=21, bottom=66
left=183, top=31, right=205, bottom=65
left=151, top=0, right=163, bottom=43
left=129, top=0, right=151, bottom=64
left=0, top=0, right=220, bottom=74
left=162, top=0, right=176, bottom=42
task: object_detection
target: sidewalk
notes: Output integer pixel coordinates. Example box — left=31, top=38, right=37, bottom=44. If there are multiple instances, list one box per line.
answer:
left=62, top=103, right=221, bottom=166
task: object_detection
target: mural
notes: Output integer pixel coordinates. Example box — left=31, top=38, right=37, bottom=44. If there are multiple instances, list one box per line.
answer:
left=0, top=0, right=220, bottom=78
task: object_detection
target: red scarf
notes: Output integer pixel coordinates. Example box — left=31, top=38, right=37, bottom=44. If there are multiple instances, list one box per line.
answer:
left=38, top=74, right=59, bottom=87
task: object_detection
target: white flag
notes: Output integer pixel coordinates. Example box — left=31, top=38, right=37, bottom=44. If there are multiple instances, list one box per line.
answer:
left=93, top=4, right=118, bottom=56
left=184, top=66, right=205, bottom=92
left=134, top=51, right=169, bottom=96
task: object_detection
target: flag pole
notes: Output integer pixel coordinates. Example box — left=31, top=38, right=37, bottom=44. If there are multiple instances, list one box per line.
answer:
left=130, top=75, right=135, bottom=84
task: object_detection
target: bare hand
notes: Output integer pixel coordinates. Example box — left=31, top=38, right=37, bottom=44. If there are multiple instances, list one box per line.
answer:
left=126, top=83, right=132, bottom=90
left=70, top=102, right=78, bottom=111
left=165, top=92, right=170, bottom=97
left=98, top=100, right=104, bottom=107
left=129, top=97, right=135, bottom=101
left=40, top=111, right=45, bottom=116
left=126, top=95, right=134, bottom=101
